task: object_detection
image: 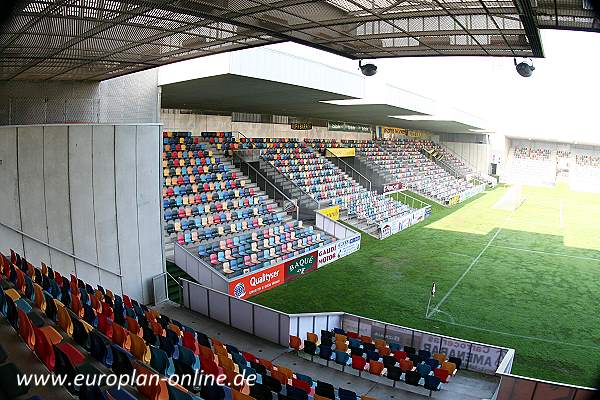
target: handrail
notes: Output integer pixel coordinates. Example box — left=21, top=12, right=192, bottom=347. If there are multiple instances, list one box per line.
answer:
left=232, top=131, right=248, bottom=140
left=232, top=151, right=300, bottom=220
left=0, top=219, right=122, bottom=278
left=393, top=191, right=431, bottom=210
left=258, top=156, right=320, bottom=211
left=321, top=148, right=372, bottom=192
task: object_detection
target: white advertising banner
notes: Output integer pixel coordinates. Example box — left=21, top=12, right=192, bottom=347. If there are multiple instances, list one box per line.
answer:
left=317, top=235, right=361, bottom=268
left=378, top=207, right=430, bottom=239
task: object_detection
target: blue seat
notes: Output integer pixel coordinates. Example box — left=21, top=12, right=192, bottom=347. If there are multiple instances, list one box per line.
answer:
left=416, top=362, right=432, bottom=379
left=424, top=375, right=442, bottom=391
left=334, top=351, right=350, bottom=366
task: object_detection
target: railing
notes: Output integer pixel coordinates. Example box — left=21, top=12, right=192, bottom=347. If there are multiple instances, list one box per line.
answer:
left=392, top=191, right=432, bottom=210
left=232, top=151, right=299, bottom=221
left=152, top=271, right=182, bottom=305
left=320, top=149, right=372, bottom=192
left=258, top=158, right=321, bottom=211
left=493, top=348, right=597, bottom=400
left=0, top=220, right=123, bottom=279
left=178, top=278, right=513, bottom=377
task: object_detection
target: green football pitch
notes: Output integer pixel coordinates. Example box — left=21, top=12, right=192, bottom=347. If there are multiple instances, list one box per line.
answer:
left=253, top=183, right=600, bottom=387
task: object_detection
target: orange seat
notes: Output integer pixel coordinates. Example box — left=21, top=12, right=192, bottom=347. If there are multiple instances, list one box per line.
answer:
left=224, top=368, right=244, bottom=391
left=232, top=389, right=255, bottom=400
left=17, top=309, right=35, bottom=349
left=276, top=365, right=293, bottom=380
left=168, top=323, right=181, bottom=338
left=70, top=292, right=84, bottom=318
left=368, top=360, right=384, bottom=376
left=335, top=341, right=348, bottom=352
left=133, top=362, right=169, bottom=400
left=39, top=325, right=63, bottom=345
left=199, top=345, right=215, bottom=361
left=126, top=316, right=143, bottom=337
left=289, top=335, right=302, bottom=351
left=271, top=369, right=288, bottom=385
left=218, top=354, right=235, bottom=371
left=374, top=339, right=387, bottom=349
left=360, top=335, right=372, bottom=344
left=258, top=358, right=273, bottom=371
left=335, top=333, right=347, bottom=343
left=306, top=332, right=318, bottom=343
left=433, top=352, right=447, bottom=363
left=214, top=343, right=228, bottom=357
left=112, top=323, right=131, bottom=350
left=130, top=332, right=151, bottom=363
left=399, top=359, right=414, bottom=372
left=442, top=361, right=457, bottom=376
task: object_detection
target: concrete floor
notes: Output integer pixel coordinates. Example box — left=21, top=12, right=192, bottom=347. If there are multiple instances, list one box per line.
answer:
left=155, top=301, right=500, bottom=400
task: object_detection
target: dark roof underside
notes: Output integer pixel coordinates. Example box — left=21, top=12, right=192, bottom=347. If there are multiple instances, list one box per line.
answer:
left=0, top=0, right=596, bottom=81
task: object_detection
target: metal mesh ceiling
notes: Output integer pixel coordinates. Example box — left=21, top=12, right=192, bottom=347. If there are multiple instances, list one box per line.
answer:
left=0, top=0, right=597, bottom=80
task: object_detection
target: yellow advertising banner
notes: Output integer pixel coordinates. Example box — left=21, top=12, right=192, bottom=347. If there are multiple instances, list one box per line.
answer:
left=319, top=205, right=340, bottom=220
left=448, top=195, right=460, bottom=206
left=381, top=126, right=407, bottom=135
left=379, top=126, right=431, bottom=139
left=326, top=148, right=355, bottom=157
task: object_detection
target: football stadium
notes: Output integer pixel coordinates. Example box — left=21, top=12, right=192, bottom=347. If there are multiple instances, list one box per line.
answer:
left=1, top=1, right=599, bottom=399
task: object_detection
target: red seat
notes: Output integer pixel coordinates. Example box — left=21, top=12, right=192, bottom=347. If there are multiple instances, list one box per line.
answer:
left=33, top=326, right=55, bottom=371
left=55, top=342, right=85, bottom=367
left=351, top=355, right=367, bottom=373
left=394, top=351, right=408, bottom=362
left=292, top=377, right=311, bottom=394
left=434, top=366, right=450, bottom=383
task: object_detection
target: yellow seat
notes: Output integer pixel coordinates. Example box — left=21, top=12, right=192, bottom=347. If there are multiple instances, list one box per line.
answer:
left=4, top=288, right=21, bottom=301
left=55, top=299, right=73, bottom=336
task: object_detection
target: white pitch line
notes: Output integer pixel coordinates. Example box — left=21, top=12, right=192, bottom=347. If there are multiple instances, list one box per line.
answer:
left=430, top=318, right=600, bottom=350
left=428, top=211, right=515, bottom=318
left=489, top=244, right=600, bottom=262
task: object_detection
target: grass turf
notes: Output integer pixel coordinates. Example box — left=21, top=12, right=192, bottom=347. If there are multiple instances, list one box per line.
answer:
left=252, top=183, right=600, bottom=387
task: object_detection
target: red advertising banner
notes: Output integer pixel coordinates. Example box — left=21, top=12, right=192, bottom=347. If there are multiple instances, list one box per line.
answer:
left=383, top=181, right=403, bottom=194
left=229, top=263, right=285, bottom=299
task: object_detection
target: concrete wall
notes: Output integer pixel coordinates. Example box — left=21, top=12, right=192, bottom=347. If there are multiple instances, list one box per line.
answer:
left=0, top=124, right=164, bottom=304
left=160, top=110, right=372, bottom=141
left=0, top=69, right=160, bottom=125
left=441, top=141, right=491, bottom=174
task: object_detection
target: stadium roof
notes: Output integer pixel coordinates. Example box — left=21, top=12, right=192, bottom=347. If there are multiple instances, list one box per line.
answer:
left=1, top=0, right=597, bottom=81
left=159, top=47, right=489, bottom=134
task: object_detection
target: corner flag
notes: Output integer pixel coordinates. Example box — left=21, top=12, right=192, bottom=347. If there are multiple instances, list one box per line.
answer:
left=431, top=282, right=436, bottom=297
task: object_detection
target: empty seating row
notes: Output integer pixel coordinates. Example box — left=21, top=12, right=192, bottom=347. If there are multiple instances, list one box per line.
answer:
left=344, top=139, right=473, bottom=203
left=2, top=249, right=379, bottom=400
left=290, top=329, right=462, bottom=394
left=199, top=221, right=335, bottom=275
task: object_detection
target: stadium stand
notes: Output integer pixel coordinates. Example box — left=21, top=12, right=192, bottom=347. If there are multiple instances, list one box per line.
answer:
left=289, top=329, right=461, bottom=395
left=501, top=144, right=557, bottom=186
left=1, top=249, right=387, bottom=400
left=343, top=139, right=474, bottom=204
left=195, top=132, right=416, bottom=238
left=570, top=152, right=600, bottom=193
left=163, top=131, right=338, bottom=277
